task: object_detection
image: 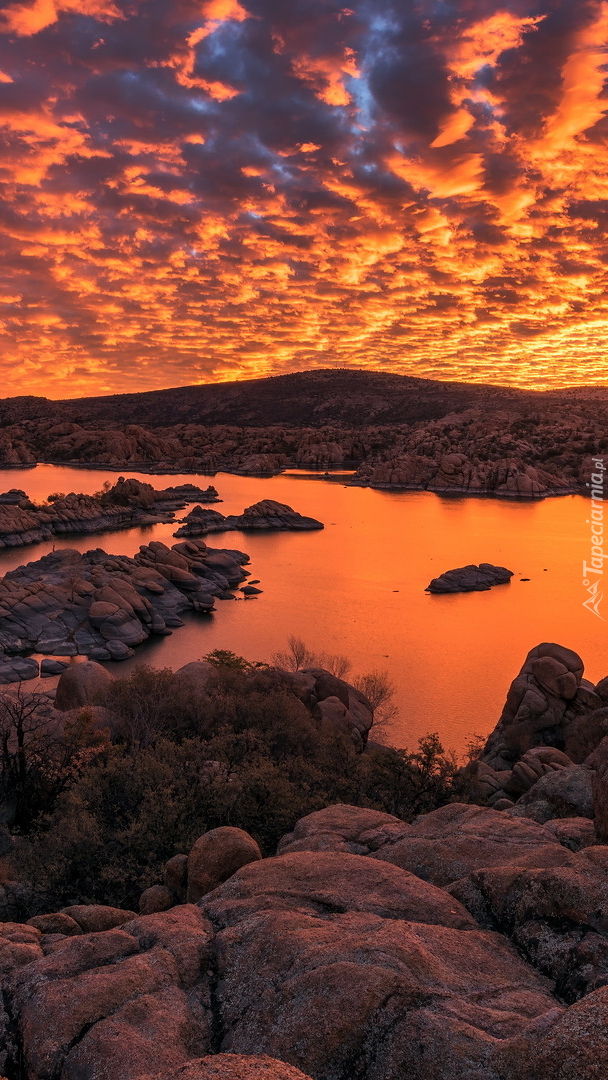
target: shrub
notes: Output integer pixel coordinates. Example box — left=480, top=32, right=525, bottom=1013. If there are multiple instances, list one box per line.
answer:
left=13, top=664, right=470, bottom=913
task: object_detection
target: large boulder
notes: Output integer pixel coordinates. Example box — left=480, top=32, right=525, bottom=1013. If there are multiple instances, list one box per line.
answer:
left=186, top=827, right=262, bottom=903
left=164, top=855, right=189, bottom=903
left=26, top=912, right=82, bottom=936
left=199, top=851, right=559, bottom=1080
left=478, top=644, right=601, bottom=773
left=370, top=803, right=576, bottom=886
left=277, top=804, right=410, bottom=855
left=175, top=662, right=217, bottom=695
left=54, top=661, right=115, bottom=711
left=139, top=886, right=175, bottom=916
left=507, top=766, right=595, bottom=823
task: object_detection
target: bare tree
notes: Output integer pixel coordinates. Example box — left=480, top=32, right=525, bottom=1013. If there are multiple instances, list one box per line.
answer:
left=272, top=636, right=352, bottom=677
left=315, top=651, right=352, bottom=678
left=354, top=670, right=399, bottom=742
left=271, top=640, right=399, bottom=741
left=0, top=688, right=107, bottom=829
left=271, top=635, right=317, bottom=671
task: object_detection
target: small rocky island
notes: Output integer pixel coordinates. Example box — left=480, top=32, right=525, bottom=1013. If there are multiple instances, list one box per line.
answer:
left=426, top=562, right=514, bottom=593
left=175, top=499, right=324, bottom=537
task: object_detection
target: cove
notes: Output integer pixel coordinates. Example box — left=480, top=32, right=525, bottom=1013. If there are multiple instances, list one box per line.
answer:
left=0, top=463, right=602, bottom=753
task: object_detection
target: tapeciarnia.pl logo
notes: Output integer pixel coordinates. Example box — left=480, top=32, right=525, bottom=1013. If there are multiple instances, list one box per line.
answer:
left=583, top=457, right=605, bottom=619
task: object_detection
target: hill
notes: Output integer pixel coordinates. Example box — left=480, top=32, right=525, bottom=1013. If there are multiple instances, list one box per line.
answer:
left=0, top=369, right=554, bottom=428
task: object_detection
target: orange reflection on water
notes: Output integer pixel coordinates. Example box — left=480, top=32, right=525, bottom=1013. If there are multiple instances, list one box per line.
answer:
left=0, top=465, right=603, bottom=753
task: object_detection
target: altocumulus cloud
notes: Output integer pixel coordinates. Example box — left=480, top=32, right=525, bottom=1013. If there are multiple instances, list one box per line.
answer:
left=0, top=0, right=608, bottom=396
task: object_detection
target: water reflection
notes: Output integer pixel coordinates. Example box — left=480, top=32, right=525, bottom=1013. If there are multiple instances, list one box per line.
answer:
left=0, top=464, right=602, bottom=752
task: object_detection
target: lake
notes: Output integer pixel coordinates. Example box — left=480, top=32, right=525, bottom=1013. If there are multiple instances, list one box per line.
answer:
left=0, top=464, right=603, bottom=754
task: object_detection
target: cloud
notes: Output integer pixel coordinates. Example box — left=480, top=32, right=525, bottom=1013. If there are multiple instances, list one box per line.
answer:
left=0, top=0, right=607, bottom=396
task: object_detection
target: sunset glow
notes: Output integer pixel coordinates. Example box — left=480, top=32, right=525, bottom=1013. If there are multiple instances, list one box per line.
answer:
left=1, top=0, right=608, bottom=396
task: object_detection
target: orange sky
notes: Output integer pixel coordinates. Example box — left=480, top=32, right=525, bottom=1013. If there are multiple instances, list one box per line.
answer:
left=1, top=0, right=608, bottom=397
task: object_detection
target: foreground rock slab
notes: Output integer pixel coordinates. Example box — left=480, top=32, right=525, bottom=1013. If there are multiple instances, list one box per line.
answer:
left=5, top=799, right=608, bottom=1079
left=200, top=851, right=559, bottom=1080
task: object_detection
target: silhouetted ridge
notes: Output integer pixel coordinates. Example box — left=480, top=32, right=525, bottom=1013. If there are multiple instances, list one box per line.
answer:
left=0, top=369, right=580, bottom=428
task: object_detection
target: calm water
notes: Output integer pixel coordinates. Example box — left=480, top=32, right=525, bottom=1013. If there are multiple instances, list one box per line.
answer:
left=0, top=464, right=604, bottom=753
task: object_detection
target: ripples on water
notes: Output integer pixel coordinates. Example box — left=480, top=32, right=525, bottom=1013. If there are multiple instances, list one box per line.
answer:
left=0, top=464, right=602, bottom=753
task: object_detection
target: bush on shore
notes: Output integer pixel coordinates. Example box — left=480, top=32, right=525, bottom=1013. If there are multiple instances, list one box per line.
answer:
left=6, top=662, right=471, bottom=913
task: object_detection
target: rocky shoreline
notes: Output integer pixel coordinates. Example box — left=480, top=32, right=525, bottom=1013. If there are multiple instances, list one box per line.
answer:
left=0, top=478, right=222, bottom=551
left=0, top=538, right=251, bottom=671
left=0, top=477, right=324, bottom=557
left=0, top=495, right=327, bottom=678
left=0, top=375, right=605, bottom=500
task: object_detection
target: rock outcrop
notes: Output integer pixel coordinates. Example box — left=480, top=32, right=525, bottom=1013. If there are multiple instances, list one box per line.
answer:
left=0, top=478, right=222, bottom=551
left=54, top=660, right=115, bottom=710
left=426, top=563, right=514, bottom=593
left=227, top=501, right=323, bottom=531
left=175, top=501, right=323, bottom=538
left=175, top=509, right=229, bottom=537
left=477, top=643, right=601, bottom=776
left=0, top=540, right=249, bottom=669
left=352, top=453, right=578, bottom=498
left=278, top=802, right=608, bottom=1010
left=275, top=667, right=374, bottom=751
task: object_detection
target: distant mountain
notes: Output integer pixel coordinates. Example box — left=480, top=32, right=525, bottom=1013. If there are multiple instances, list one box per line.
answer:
left=0, top=369, right=564, bottom=428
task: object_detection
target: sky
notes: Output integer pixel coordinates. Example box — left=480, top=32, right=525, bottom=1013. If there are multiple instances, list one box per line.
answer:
left=1, top=0, right=608, bottom=398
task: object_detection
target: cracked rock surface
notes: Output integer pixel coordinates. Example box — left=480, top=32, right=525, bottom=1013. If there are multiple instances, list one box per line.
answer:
left=1, top=814, right=607, bottom=1080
